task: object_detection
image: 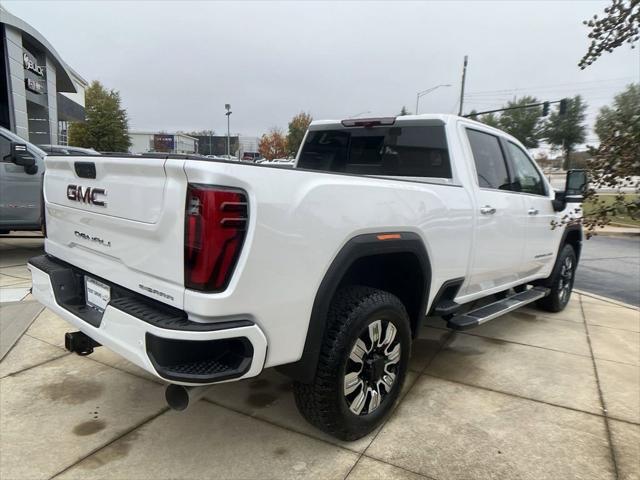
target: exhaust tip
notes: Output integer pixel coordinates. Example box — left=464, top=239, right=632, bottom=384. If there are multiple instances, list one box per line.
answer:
left=165, top=384, right=189, bottom=411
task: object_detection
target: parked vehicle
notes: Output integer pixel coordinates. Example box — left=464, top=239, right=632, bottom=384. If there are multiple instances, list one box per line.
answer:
left=28, top=114, right=586, bottom=440
left=0, top=127, right=46, bottom=233
left=38, top=145, right=100, bottom=156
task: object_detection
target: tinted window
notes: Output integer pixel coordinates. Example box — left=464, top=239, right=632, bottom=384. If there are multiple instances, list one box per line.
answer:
left=298, top=126, right=451, bottom=178
left=507, top=142, right=546, bottom=196
left=466, top=129, right=510, bottom=190
left=0, top=135, right=11, bottom=162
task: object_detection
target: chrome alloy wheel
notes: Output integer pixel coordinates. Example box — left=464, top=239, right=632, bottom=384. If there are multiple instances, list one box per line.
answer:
left=343, top=319, right=401, bottom=415
left=558, top=255, right=574, bottom=304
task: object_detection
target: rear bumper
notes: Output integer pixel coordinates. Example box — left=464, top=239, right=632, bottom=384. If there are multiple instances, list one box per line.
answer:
left=27, top=254, right=267, bottom=386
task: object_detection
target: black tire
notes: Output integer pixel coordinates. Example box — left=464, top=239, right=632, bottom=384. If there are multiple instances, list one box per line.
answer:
left=536, top=244, right=577, bottom=312
left=293, top=285, right=411, bottom=441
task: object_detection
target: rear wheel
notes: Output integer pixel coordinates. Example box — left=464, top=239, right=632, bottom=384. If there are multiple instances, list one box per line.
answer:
left=537, top=244, right=577, bottom=312
left=293, top=286, right=411, bottom=441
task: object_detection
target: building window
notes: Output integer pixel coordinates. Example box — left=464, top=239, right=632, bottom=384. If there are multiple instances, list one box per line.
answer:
left=58, top=120, right=68, bottom=146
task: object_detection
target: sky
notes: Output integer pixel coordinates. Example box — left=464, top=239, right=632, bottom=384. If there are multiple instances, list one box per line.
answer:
left=3, top=0, right=639, bottom=143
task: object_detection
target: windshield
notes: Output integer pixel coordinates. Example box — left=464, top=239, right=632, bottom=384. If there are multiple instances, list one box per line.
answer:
left=297, top=125, right=451, bottom=179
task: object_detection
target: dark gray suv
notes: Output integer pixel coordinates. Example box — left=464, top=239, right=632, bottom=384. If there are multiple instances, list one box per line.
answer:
left=0, top=127, right=47, bottom=233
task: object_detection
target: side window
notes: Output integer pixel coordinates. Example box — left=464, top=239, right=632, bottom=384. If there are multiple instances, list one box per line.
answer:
left=466, top=129, right=510, bottom=190
left=0, top=135, right=11, bottom=162
left=507, top=142, right=546, bottom=196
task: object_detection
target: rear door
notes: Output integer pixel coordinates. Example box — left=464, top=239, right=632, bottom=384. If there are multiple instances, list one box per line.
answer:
left=463, top=128, right=527, bottom=295
left=43, top=155, right=188, bottom=308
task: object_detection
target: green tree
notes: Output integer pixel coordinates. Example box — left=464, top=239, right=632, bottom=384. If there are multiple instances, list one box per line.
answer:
left=478, top=112, right=500, bottom=128
left=497, top=96, right=543, bottom=148
left=398, top=106, right=410, bottom=116
left=542, top=95, right=588, bottom=170
left=583, top=84, right=640, bottom=234
left=69, top=80, right=131, bottom=152
left=286, top=112, right=312, bottom=157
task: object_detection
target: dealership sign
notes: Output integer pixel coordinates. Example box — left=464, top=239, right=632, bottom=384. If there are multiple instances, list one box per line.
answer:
left=23, top=52, right=45, bottom=77
left=153, top=134, right=175, bottom=152
left=24, top=77, right=44, bottom=94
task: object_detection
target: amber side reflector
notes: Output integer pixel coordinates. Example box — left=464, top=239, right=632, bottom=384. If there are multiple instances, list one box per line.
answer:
left=377, top=233, right=402, bottom=241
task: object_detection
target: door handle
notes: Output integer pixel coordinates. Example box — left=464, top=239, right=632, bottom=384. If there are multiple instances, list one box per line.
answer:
left=480, top=205, right=496, bottom=215
left=528, top=208, right=539, bottom=215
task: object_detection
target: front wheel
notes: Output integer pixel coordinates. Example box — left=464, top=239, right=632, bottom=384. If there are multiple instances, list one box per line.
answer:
left=537, top=244, right=577, bottom=312
left=293, top=286, right=411, bottom=441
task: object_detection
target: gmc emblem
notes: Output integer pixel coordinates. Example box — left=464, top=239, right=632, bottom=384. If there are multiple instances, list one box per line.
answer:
left=67, top=185, right=107, bottom=207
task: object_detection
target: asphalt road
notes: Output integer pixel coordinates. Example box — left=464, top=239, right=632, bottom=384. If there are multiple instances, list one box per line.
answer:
left=574, top=235, right=640, bottom=306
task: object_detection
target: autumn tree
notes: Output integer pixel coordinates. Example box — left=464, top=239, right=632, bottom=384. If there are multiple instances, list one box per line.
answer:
left=287, top=112, right=312, bottom=157
left=579, top=0, right=640, bottom=69
left=69, top=81, right=131, bottom=152
left=542, top=96, right=588, bottom=170
left=259, top=128, right=288, bottom=160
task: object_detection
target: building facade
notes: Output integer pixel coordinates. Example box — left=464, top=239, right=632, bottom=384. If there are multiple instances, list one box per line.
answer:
left=1, top=6, right=87, bottom=145
left=129, top=132, right=199, bottom=155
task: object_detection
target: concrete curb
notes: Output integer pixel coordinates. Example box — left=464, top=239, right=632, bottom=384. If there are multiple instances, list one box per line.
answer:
left=594, top=230, right=640, bottom=238
left=575, top=289, right=640, bottom=311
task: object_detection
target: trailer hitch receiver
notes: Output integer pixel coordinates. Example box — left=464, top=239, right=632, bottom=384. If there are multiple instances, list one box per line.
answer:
left=65, top=331, right=101, bottom=356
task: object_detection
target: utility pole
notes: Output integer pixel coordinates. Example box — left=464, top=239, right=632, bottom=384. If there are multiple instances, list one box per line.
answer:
left=458, top=55, right=468, bottom=116
left=225, top=104, right=232, bottom=157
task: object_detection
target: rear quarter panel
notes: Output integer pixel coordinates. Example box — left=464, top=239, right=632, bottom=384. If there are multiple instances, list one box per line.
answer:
left=183, top=161, right=474, bottom=367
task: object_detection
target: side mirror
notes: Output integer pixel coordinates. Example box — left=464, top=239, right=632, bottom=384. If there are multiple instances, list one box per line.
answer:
left=8, top=142, right=36, bottom=170
left=565, top=169, right=587, bottom=203
left=552, top=169, right=587, bottom=211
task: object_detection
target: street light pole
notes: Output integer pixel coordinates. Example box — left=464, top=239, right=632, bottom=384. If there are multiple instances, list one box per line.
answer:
left=415, top=84, right=452, bottom=114
left=225, top=103, right=232, bottom=157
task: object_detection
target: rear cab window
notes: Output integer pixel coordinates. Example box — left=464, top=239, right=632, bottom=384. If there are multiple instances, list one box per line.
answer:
left=297, top=125, right=452, bottom=182
left=465, top=129, right=511, bottom=190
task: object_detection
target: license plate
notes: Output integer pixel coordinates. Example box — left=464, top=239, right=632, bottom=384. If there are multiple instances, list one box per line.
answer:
left=85, top=276, right=110, bottom=312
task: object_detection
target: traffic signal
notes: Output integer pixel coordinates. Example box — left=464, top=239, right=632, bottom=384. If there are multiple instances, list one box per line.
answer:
left=542, top=101, right=550, bottom=116
left=559, top=98, right=568, bottom=115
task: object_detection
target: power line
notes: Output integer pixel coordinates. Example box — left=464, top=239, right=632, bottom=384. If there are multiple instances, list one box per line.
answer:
left=465, top=76, right=636, bottom=96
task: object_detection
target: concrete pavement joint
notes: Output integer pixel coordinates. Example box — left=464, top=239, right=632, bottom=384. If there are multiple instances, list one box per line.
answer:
left=579, top=296, right=620, bottom=480
left=350, top=330, right=456, bottom=480
left=357, top=454, right=438, bottom=480
left=48, top=407, right=171, bottom=480
left=24, top=332, right=66, bottom=351
left=422, top=324, right=639, bottom=367
left=199, top=396, right=363, bottom=455
left=4, top=351, right=71, bottom=379
left=421, top=371, right=616, bottom=423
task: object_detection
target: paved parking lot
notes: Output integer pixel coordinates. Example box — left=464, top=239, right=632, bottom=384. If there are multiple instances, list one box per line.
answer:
left=1, top=235, right=639, bottom=480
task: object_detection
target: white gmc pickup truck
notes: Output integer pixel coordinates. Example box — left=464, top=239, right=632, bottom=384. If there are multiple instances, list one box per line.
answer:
left=28, top=114, right=586, bottom=440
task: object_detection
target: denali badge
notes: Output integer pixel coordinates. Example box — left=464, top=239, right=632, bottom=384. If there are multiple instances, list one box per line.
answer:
left=67, top=185, right=106, bottom=206
left=74, top=230, right=111, bottom=247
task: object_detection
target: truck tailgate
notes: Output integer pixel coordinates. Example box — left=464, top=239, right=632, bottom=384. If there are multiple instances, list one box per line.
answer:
left=43, top=156, right=187, bottom=308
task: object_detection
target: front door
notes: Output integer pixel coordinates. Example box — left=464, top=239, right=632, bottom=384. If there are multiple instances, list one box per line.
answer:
left=504, top=140, right=562, bottom=276
left=463, top=128, right=527, bottom=296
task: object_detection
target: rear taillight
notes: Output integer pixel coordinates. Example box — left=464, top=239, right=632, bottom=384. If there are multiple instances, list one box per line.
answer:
left=184, top=184, right=248, bottom=292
